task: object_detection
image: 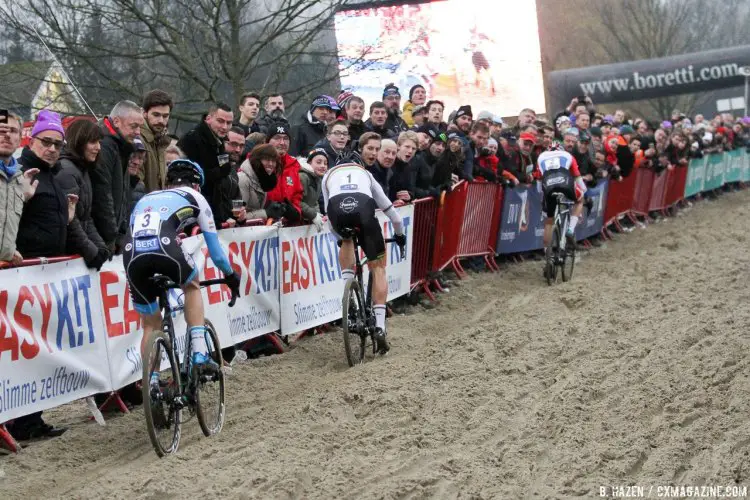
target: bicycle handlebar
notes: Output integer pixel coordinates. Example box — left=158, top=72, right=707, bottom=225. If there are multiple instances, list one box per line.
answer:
left=159, top=277, right=239, bottom=307
left=384, top=238, right=406, bottom=260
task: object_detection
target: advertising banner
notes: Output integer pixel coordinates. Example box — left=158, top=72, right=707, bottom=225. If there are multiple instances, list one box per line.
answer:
left=496, top=184, right=544, bottom=254
left=703, top=153, right=725, bottom=191
left=576, top=180, right=608, bottom=240
left=724, top=150, right=743, bottom=183
left=684, top=157, right=706, bottom=198
left=0, top=259, right=111, bottom=422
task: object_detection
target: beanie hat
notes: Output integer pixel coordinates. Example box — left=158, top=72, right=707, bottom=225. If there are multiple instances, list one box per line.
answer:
left=477, top=110, right=493, bottom=121
left=454, top=105, right=473, bottom=122
left=383, top=83, right=400, bottom=99
left=555, top=115, right=571, bottom=129
left=412, top=104, right=426, bottom=116
left=133, top=137, right=146, bottom=151
left=337, top=90, right=354, bottom=109
left=416, top=123, right=437, bottom=136
left=519, top=132, right=537, bottom=142
left=619, top=125, right=635, bottom=136
left=310, top=95, right=333, bottom=112
left=602, top=114, right=614, bottom=125
left=32, top=109, right=64, bottom=137
left=488, top=137, right=498, bottom=148
left=307, top=148, right=329, bottom=165
left=323, top=95, right=341, bottom=112
left=409, top=84, right=425, bottom=101
left=579, top=130, right=591, bottom=143
left=266, top=121, right=291, bottom=141
left=589, top=126, right=602, bottom=138
left=660, top=120, right=672, bottom=129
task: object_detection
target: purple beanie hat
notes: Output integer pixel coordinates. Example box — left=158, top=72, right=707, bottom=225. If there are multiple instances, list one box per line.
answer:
left=31, top=109, right=64, bottom=137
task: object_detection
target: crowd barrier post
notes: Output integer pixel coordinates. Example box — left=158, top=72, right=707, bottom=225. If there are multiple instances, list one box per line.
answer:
left=663, top=164, right=689, bottom=213
left=631, top=167, right=655, bottom=220
left=647, top=169, right=670, bottom=217
left=431, top=181, right=468, bottom=277
left=409, top=196, right=440, bottom=300
left=0, top=424, right=20, bottom=453
left=453, top=182, right=502, bottom=276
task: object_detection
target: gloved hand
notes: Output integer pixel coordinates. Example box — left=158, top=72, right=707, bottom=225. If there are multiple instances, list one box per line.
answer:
left=90, top=247, right=111, bottom=271
left=282, top=201, right=300, bottom=222
left=311, top=213, right=324, bottom=231
left=393, top=233, right=406, bottom=257
left=265, top=202, right=285, bottom=220
left=224, top=272, right=241, bottom=307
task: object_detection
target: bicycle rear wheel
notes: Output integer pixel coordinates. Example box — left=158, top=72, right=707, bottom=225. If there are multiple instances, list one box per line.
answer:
left=342, top=278, right=367, bottom=367
left=195, top=320, right=225, bottom=437
left=545, top=227, right=560, bottom=286
left=562, top=238, right=576, bottom=282
left=142, top=330, right=182, bottom=457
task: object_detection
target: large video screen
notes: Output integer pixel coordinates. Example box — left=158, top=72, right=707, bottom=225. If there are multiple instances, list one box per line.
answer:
left=334, top=0, right=545, bottom=118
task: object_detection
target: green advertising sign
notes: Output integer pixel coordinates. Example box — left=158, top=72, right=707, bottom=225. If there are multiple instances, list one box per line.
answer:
left=703, top=153, right=725, bottom=191
left=684, top=157, right=706, bottom=198
left=724, top=150, right=743, bottom=183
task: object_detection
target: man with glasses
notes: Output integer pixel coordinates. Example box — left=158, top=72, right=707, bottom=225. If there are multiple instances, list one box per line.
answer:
left=92, top=100, right=144, bottom=254
left=0, top=109, right=39, bottom=264
left=178, top=102, right=235, bottom=225
left=219, top=126, right=246, bottom=227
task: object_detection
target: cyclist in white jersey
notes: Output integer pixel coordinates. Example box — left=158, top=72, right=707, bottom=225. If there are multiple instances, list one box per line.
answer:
left=534, top=145, right=587, bottom=248
left=322, top=159, right=406, bottom=353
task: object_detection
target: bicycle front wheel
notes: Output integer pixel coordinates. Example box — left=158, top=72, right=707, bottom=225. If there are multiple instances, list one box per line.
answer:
left=342, top=278, right=367, bottom=367
left=195, top=320, right=225, bottom=437
left=142, top=330, right=182, bottom=457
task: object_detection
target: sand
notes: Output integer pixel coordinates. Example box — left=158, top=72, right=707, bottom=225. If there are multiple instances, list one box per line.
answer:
left=2, top=189, right=750, bottom=500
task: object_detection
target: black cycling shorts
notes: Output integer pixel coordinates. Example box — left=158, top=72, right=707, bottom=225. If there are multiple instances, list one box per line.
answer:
left=541, top=169, right=576, bottom=218
left=123, top=229, right=197, bottom=315
left=328, top=193, right=385, bottom=261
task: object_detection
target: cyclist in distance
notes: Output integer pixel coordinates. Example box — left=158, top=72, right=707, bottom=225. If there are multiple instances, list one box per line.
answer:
left=124, top=159, right=241, bottom=372
left=535, top=142, right=587, bottom=250
left=322, top=154, right=406, bottom=353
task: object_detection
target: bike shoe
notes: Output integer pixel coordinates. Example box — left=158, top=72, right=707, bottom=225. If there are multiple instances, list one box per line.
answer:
left=192, top=352, right=220, bottom=376
left=374, top=328, right=390, bottom=354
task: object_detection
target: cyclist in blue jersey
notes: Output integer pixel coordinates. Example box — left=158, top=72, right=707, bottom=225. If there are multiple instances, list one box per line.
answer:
left=123, top=159, right=240, bottom=370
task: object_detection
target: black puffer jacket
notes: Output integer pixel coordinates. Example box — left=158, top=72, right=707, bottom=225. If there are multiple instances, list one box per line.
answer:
left=177, top=120, right=230, bottom=225
left=16, top=148, right=69, bottom=258
left=364, top=120, right=397, bottom=140
left=366, top=161, right=392, bottom=196
left=58, top=152, right=108, bottom=264
left=385, top=111, right=409, bottom=137
left=313, top=138, right=348, bottom=169
left=412, top=151, right=438, bottom=199
left=291, top=111, right=327, bottom=157
left=348, top=121, right=366, bottom=144
left=91, top=117, right=134, bottom=247
left=388, top=157, right=415, bottom=201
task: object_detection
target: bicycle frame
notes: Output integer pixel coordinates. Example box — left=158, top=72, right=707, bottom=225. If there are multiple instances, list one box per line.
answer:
left=552, top=194, right=574, bottom=251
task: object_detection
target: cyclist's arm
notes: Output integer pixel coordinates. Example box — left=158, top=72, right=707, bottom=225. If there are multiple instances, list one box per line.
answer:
left=321, top=171, right=331, bottom=213
left=569, top=156, right=587, bottom=196
left=369, top=172, right=404, bottom=235
left=195, top=193, right=234, bottom=276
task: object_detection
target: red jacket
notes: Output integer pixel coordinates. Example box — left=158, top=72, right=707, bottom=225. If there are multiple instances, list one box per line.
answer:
left=266, top=153, right=303, bottom=217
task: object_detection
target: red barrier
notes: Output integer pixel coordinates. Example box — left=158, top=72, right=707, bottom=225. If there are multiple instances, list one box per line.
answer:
left=0, top=424, right=20, bottom=453
left=603, top=172, right=638, bottom=224
left=664, top=165, right=688, bottom=208
left=431, top=181, right=468, bottom=273
left=453, top=182, right=502, bottom=275
left=648, top=169, right=670, bottom=214
left=409, top=196, right=439, bottom=300
left=631, top=168, right=655, bottom=217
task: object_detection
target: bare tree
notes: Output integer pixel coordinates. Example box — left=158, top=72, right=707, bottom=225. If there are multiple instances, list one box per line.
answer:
left=0, top=0, right=375, bottom=121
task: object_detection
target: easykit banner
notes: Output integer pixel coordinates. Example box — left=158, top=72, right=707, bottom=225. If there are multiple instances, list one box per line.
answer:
left=684, top=157, right=707, bottom=198
left=278, top=205, right=414, bottom=334
left=703, top=153, right=725, bottom=191
left=99, top=226, right=281, bottom=390
left=576, top=180, right=608, bottom=241
left=0, top=259, right=111, bottom=423
left=496, top=184, right=544, bottom=254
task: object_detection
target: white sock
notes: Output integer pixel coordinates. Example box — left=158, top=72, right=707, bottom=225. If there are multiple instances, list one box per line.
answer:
left=342, top=269, right=355, bottom=281
left=190, top=326, right=208, bottom=356
left=569, top=215, right=579, bottom=232
left=374, top=305, right=386, bottom=331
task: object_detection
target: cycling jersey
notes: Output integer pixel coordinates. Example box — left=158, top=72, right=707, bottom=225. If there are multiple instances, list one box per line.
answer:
left=536, top=150, right=586, bottom=218
left=322, top=164, right=404, bottom=261
left=124, top=187, right=233, bottom=314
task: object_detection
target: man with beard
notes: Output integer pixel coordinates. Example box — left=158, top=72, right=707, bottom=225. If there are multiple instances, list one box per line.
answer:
left=382, top=83, right=409, bottom=137
left=256, top=93, right=290, bottom=136
left=467, top=121, right=497, bottom=182
left=511, top=108, right=536, bottom=136
left=451, top=105, right=475, bottom=180
left=365, top=101, right=396, bottom=139
left=292, top=95, right=333, bottom=157
left=139, top=89, right=172, bottom=192
left=221, top=126, right=246, bottom=227
left=178, top=102, right=234, bottom=225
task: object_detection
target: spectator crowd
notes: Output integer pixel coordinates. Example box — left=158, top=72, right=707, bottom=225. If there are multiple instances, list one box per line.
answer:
left=2, top=81, right=750, bottom=441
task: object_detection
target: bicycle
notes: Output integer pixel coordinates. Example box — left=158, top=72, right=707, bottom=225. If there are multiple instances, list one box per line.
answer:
left=141, top=275, right=237, bottom=457
left=340, top=228, right=404, bottom=367
left=544, top=192, right=576, bottom=285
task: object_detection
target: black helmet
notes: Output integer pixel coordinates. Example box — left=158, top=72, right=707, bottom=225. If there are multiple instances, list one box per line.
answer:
left=335, top=150, right=363, bottom=167
left=166, top=159, right=204, bottom=187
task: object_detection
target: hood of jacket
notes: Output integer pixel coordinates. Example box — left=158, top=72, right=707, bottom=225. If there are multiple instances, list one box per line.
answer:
left=305, top=110, right=327, bottom=132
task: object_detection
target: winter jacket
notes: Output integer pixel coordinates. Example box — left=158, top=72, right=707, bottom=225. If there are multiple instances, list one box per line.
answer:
left=402, top=101, right=417, bottom=128
left=129, top=175, right=147, bottom=214
left=388, top=157, right=415, bottom=201
left=291, top=111, right=327, bottom=157
left=364, top=119, right=397, bottom=140
left=139, top=122, right=171, bottom=193
left=58, top=153, right=108, bottom=264
left=91, top=116, right=134, bottom=247
left=573, top=150, right=598, bottom=187
left=177, top=120, right=231, bottom=225
left=256, top=113, right=290, bottom=137
left=15, top=148, right=69, bottom=258
left=0, top=160, right=25, bottom=261
left=233, top=119, right=260, bottom=138
left=412, top=151, right=438, bottom=199
left=366, top=162, right=392, bottom=196
left=299, top=162, right=322, bottom=221
left=348, top=121, right=366, bottom=144
left=385, top=110, right=409, bottom=137
left=238, top=159, right=270, bottom=220
left=266, top=154, right=303, bottom=219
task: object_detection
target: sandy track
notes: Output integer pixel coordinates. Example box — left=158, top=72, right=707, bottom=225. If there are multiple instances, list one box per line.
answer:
left=3, top=190, right=750, bottom=499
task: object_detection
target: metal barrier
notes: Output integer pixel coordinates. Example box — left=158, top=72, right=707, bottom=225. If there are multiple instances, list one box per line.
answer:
left=664, top=165, right=689, bottom=210
left=631, top=167, right=655, bottom=218
left=454, top=182, right=502, bottom=275
left=0, top=255, right=79, bottom=270
left=431, top=181, right=468, bottom=273
left=603, top=172, right=638, bottom=232
left=647, top=169, right=670, bottom=215
left=409, top=196, right=439, bottom=300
